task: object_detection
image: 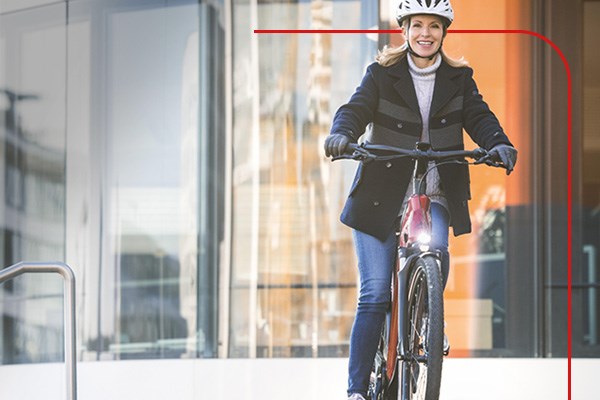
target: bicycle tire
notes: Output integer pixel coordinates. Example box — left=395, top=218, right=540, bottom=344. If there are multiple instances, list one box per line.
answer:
left=400, top=255, right=444, bottom=400
left=367, top=321, right=389, bottom=400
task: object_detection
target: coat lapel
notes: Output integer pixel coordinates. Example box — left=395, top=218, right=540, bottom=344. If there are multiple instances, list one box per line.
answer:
left=388, top=58, right=421, bottom=120
left=430, top=61, right=461, bottom=118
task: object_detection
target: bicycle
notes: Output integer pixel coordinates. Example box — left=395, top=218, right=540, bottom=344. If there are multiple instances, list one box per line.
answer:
left=333, top=141, right=507, bottom=400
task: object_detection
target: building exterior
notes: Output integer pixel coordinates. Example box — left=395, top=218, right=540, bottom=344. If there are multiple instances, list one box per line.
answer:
left=0, top=0, right=597, bottom=398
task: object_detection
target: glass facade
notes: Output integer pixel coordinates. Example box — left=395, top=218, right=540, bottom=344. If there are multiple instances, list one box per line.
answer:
left=1, top=0, right=225, bottom=363
left=0, top=0, right=589, bottom=365
left=581, top=0, right=600, bottom=356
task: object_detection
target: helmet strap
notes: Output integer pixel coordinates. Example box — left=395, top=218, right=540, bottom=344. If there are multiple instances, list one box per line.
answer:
left=407, top=42, right=443, bottom=60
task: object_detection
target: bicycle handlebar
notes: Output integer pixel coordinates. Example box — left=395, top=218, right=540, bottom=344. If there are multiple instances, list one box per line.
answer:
left=332, top=142, right=508, bottom=170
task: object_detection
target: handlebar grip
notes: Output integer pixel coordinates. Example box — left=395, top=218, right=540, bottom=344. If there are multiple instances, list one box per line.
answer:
left=346, top=143, right=360, bottom=152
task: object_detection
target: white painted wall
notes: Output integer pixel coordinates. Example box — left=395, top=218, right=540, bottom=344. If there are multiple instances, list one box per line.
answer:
left=0, top=358, right=593, bottom=400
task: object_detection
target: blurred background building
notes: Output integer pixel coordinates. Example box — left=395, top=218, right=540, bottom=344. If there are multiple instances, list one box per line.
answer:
left=0, top=0, right=596, bottom=398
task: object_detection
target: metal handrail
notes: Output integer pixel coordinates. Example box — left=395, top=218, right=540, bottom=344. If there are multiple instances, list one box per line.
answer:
left=0, top=262, right=77, bottom=400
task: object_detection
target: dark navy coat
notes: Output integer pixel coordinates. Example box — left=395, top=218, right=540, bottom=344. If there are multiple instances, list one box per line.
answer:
left=330, top=56, right=513, bottom=241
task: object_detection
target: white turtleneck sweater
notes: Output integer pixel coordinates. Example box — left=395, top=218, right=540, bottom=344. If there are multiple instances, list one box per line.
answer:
left=403, top=54, right=448, bottom=212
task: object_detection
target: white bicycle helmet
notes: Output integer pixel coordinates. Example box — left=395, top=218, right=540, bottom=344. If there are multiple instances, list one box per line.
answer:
left=396, top=0, right=454, bottom=27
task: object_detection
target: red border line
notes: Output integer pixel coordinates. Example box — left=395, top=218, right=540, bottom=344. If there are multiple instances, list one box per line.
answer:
left=255, top=28, right=573, bottom=399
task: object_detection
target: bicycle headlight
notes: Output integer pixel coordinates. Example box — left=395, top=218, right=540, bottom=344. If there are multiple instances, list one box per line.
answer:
left=416, top=232, right=431, bottom=252
left=416, top=232, right=431, bottom=245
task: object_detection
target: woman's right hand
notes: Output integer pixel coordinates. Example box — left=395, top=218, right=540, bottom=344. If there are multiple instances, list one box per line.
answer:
left=324, top=133, right=351, bottom=158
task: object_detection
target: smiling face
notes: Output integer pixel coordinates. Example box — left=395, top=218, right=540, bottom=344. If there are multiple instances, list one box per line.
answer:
left=403, top=14, right=446, bottom=67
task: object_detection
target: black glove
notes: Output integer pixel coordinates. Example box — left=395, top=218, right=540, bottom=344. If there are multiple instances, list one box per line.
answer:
left=324, top=134, right=351, bottom=158
left=489, top=144, right=518, bottom=175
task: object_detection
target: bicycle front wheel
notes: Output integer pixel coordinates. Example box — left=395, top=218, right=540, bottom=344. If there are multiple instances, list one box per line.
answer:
left=367, top=319, right=388, bottom=400
left=400, top=255, right=444, bottom=400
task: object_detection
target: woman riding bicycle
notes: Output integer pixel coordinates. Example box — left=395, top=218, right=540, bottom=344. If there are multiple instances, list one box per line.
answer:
left=323, top=1, right=518, bottom=399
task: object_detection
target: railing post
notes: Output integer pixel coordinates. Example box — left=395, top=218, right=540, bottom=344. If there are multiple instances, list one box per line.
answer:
left=0, top=262, right=77, bottom=400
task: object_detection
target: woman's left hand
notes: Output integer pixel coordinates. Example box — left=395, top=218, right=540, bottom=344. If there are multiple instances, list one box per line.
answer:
left=489, top=144, right=518, bottom=175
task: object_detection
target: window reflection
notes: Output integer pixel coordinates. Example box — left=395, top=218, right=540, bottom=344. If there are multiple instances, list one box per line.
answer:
left=231, top=0, right=536, bottom=359
left=66, top=1, right=224, bottom=360
left=582, top=0, right=600, bottom=353
left=0, top=4, right=66, bottom=364
left=0, top=0, right=556, bottom=364
left=0, top=0, right=60, bottom=14
left=229, top=0, right=376, bottom=358
left=100, top=3, right=219, bottom=360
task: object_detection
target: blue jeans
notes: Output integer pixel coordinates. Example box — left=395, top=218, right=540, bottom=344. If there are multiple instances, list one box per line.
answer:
left=347, top=203, right=450, bottom=397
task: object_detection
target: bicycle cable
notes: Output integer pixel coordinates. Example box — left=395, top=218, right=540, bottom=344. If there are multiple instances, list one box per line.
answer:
left=416, top=159, right=471, bottom=194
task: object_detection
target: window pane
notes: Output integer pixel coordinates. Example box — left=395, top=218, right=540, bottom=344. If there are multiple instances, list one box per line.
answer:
left=66, top=0, right=223, bottom=361
left=0, top=4, right=66, bottom=364
left=230, top=0, right=537, bottom=359
left=229, top=0, right=377, bottom=358
left=580, top=0, right=600, bottom=356
left=405, top=0, right=537, bottom=357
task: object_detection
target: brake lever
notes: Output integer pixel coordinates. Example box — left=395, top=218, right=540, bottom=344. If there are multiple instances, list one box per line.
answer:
left=474, top=154, right=492, bottom=165
left=473, top=148, right=491, bottom=165
left=331, top=147, right=374, bottom=163
left=474, top=153, right=512, bottom=175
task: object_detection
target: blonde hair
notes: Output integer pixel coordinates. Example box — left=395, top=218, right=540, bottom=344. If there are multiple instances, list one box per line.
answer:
left=376, top=17, right=469, bottom=68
